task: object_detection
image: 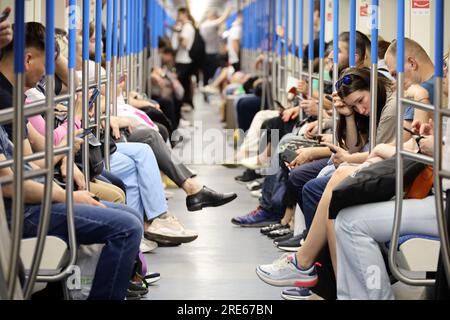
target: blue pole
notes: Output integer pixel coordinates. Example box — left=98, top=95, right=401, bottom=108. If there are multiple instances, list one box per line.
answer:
left=349, top=0, right=357, bottom=67
left=397, top=0, right=405, bottom=73
left=112, top=0, right=118, bottom=57
left=68, top=0, right=76, bottom=70
left=333, top=0, right=339, bottom=64
left=106, top=0, right=113, bottom=62
left=46, top=0, right=55, bottom=75
left=126, top=0, right=131, bottom=56
left=319, top=0, right=325, bottom=59
left=82, top=0, right=90, bottom=62
left=435, top=0, right=444, bottom=77
left=95, top=0, right=102, bottom=63
left=298, top=0, right=304, bottom=59
left=278, top=0, right=282, bottom=56
left=284, top=0, right=289, bottom=56
left=371, top=0, right=379, bottom=65
left=272, top=0, right=277, bottom=52
left=13, top=1, right=25, bottom=73
left=308, top=0, right=314, bottom=61
left=292, top=0, right=296, bottom=55
left=119, top=0, right=125, bottom=57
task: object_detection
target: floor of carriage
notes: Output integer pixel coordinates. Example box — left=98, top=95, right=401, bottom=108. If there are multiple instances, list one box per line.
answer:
left=142, top=92, right=285, bottom=300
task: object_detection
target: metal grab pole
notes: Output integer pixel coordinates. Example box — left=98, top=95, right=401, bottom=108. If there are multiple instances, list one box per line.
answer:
left=95, top=0, right=103, bottom=140
left=349, top=0, right=357, bottom=67
left=307, top=0, right=314, bottom=121
left=332, top=0, right=339, bottom=145
left=317, top=0, right=325, bottom=135
left=82, top=0, right=91, bottom=187
left=433, top=0, right=450, bottom=289
left=284, top=0, right=289, bottom=79
left=125, top=0, right=131, bottom=99
left=276, top=0, right=282, bottom=102
left=390, top=0, right=434, bottom=286
left=119, top=0, right=125, bottom=77
left=8, top=0, right=26, bottom=300
left=369, top=0, right=379, bottom=152
left=297, top=0, right=304, bottom=121
left=104, top=0, right=113, bottom=170
left=112, top=0, right=119, bottom=117
left=292, top=0, right=297, bottom=78
left=23, top=0, right=56, bottom=299
left=271, top=0, right=277, bottom=106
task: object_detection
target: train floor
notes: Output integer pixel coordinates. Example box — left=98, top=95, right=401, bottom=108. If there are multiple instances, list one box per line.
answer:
left=143, top=92, right=284, bottom=300
left=143, top=90, right=428, bottom=301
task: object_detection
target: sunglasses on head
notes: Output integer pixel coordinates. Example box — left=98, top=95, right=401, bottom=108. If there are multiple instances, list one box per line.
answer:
left=335, top=74, right=352, bottom=91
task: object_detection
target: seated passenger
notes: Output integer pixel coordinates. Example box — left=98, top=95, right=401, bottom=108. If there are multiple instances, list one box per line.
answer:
left=0, top=21, right=141, bottom=300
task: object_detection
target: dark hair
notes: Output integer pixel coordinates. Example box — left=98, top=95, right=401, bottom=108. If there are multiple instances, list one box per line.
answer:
left=338, top=31, right=371, bottom=67
left=1, top=22, right=60, bottom=60
left=302, top=39, right=321, bottom=72
left=314, top=0, right=321, bottom=14
left=335, top=67, right=390, bottom=148
left=178, top=7, right=195, bottom=23
left=378, top=40, right=391, bottom=60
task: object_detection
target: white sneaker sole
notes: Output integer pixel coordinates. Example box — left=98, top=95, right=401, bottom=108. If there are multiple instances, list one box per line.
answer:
left=277, top=245, right=301, bottom=252
left=255, top=267, right=318, bottom=288
left=281, top=292, right=312, bottom=300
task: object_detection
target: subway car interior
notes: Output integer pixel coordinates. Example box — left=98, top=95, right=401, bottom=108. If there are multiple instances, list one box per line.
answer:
left=0, top=0, right=449, bottom=303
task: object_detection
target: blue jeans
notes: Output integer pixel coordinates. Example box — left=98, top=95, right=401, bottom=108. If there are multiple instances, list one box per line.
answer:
left=302, top=176, right=331, bottom=230
left=259, top=169, right=287, bottom=218
left=22, top=201, right=143, bottom=300
left=111, top=143, right=167, bottom=220
left=286, top=158, right=329, bottom=212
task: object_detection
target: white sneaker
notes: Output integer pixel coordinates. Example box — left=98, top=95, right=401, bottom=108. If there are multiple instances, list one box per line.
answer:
left=200, top=85, right=220, bottom=95
left=250, top=190, right=262, bottom=198
left=241, top=156, right=269, bottom=170
left=144, top=215, right=198, bottom=244
left=140, top=238, right=158, bottom=253
left=256, top=254, right=319, bottom=287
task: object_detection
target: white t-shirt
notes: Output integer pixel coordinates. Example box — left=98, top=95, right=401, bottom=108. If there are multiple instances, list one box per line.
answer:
left=174, top=22, right=196, bottom=64
left=226, top=22, right=242, bottom=65
left=200, top=20, right=221, bottom=55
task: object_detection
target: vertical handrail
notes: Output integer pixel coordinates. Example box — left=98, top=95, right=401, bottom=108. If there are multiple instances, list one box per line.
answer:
left=82, top=0, right=91, bottom=188
left=307, top=0, right=314, bottom=116
left=332, top=0, right=339, bottom=145
left=292, top=0, right=297, bottom=78
left=23, top=0, right=56, bottom=299
left=94, top=0, right=103, bottom=140
left=112, top=0, right=119, bottom=117
left=119, top=0, right=125, bottom=77
left=349, top=0, right=357, bottom=67
left=104, top=0, right=113, bottom=170
left=125, top=0, right=131, bottom=98
left=271, top=0, right=277, bottom=105
left=276, top=0, right=282, bottom=102
left=369, top=0, right=379, bottom=151
left=297, top=0, right=304, bottom=121
left=8, top=0, right=26, bottom=300
left=389, top=0, right=434, bottom=286
left=284, top=0, right=289, bottom=79
left=433, top=0, right=450, bottom=289
left=317, top=0, right=325, bottom=135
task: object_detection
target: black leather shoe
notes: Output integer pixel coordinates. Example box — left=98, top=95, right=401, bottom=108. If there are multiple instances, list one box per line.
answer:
left=186, top=186, right=237, bottom=212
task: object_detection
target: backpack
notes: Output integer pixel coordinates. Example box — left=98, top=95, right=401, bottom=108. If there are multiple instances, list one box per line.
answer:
left=189, top=27, right=206, bottom=67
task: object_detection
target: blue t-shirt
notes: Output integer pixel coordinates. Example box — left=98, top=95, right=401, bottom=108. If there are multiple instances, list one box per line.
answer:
left=404, top=78, right=435, bottom=121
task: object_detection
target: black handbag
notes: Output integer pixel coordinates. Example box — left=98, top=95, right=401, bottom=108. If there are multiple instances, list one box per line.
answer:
left=74, top=134, right=104, bottom=180
left=100, top=129, right=118, bottom=157
left=328, top=157, right=426, bottom=219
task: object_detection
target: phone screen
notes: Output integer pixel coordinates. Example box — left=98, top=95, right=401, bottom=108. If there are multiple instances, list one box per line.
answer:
left=89, top=89, right=100, bottom=109
left=77, top=128, right=94, bottom=139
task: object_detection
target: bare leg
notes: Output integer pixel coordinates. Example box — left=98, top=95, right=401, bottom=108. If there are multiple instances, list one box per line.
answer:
left=210, top=67, right=230, bottom=88
left=327, top=219, right=337, bottom=275
left=281, top=206, right=295, bottom=226
left=295, top=166, right=358, bottom=269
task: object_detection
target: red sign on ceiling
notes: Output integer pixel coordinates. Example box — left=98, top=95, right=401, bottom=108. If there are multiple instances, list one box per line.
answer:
left=412, top=0, right=430, bottom=9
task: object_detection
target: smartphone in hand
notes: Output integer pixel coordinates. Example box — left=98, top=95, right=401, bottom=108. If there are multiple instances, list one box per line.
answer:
left=0, top=7, right=11, bottom=23
left=328, top=145, right=337, bottom=154
left=281, top=148, right=299, bottom=164
left=88, top=88, right=100, bottom=110
left=76, top=127, right=95, bottom=139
